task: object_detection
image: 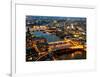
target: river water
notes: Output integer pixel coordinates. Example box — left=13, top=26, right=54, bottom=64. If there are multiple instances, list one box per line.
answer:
left=33, top=31, right=61, bottom=42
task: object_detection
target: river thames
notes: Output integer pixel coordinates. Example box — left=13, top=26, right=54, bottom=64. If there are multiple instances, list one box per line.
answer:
left=33, top=31, right=61, bottom=42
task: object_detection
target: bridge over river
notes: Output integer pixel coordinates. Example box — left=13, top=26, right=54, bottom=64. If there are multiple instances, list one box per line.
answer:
left=32, top=39, right=86, bottom=61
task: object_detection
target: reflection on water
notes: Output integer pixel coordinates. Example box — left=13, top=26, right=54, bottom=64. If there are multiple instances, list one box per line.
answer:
left=33, top=31, right=61, bottom=42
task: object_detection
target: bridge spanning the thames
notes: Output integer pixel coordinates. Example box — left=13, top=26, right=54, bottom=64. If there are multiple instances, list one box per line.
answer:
left=33, top=39, right=85, bottom=53
left=48, top=39, right=84, bottom=51
left=32, top=39, right=85, bottom=61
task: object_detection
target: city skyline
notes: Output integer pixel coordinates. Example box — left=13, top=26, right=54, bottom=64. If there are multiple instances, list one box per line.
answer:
left=26, top=16, right=86, bottom=27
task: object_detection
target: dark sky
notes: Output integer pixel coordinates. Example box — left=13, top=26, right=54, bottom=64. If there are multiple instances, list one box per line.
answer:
left=26, top=15, right=86, bottom=21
